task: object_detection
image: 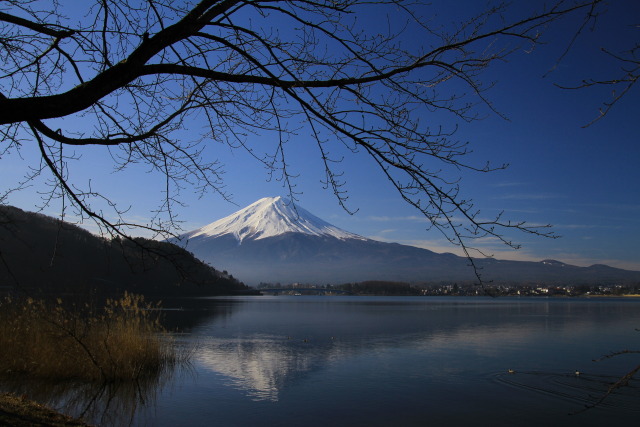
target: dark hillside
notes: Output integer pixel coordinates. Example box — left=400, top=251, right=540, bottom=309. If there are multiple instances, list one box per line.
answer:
left=0, top=205, right=250, bottom=298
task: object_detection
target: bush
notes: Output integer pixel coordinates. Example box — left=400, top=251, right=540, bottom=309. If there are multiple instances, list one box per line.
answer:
left=0, top=293, right=176, bottom=382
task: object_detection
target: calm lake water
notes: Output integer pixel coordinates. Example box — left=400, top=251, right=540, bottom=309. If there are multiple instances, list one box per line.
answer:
left=8, top=296, right=640, bottom=426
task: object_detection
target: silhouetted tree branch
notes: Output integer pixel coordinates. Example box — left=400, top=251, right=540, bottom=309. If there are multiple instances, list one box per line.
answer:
left=550, top=0, right=638, bottom=126
left=572, top=348, right=640, bottom=413
left=1, top=0, right=601, bottom=281
left=557, top=46, right=639, bottom=126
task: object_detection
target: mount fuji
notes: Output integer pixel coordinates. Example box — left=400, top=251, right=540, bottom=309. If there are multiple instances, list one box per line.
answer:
left=181, top=196, right=365, bottom=243
left=173, top=196, right=640, bottom=286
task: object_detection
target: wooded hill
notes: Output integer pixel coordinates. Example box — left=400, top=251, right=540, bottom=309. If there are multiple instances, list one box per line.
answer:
left=0, top=205, right=251, bottom=298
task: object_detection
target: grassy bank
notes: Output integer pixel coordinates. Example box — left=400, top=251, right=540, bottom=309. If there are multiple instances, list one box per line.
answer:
left=0, top=292, right=176, bottom=382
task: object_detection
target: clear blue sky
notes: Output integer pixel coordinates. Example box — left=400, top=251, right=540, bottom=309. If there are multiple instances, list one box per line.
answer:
left=2, top=0, right=639, bottom=270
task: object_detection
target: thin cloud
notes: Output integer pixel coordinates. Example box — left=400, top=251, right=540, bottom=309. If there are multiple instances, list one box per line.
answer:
left=494, top=193, right=564, bottom=201
left=379, top=229, right=397, bottom=234
left=491, top=181, right=526, bottom=188
left=556, top=223, right=621, bottom=230
left=367, top=215, right=428, bottom=222
left=571, top=202, right=640, bottom=212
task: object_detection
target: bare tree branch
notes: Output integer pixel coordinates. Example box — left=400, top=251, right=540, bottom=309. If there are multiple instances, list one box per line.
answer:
left=0, top=0, right=601, bottom=280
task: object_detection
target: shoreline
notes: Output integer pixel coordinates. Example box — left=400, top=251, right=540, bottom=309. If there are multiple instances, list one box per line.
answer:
left=0, top=392, right=91, bottom=426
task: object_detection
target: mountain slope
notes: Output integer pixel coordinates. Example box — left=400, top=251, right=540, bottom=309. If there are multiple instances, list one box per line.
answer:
left=175, top=197, right=640, bottom=286
left=0, top=205, right=250, bottom=297
left=184, top=196, right=366, bottom=242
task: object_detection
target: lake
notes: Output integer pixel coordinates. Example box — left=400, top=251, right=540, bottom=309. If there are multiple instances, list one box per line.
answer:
left=7, top=296, right=640, bottom=425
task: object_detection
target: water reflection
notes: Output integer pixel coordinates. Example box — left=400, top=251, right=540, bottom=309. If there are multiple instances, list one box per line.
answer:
left=187, top=297, right=640, bottom=410
left=0, top=367, right=183, bottom=426
left=192, top=324, right=530, bottom=402
left=0, top=296, right=237, bottom=426
left=197, top=337, right=313, bottom=401
left=494, top=370, right=640, bottom=413
left=4, top=297, right=639, bottom=426
left=158, top=296, right=246, bottom=332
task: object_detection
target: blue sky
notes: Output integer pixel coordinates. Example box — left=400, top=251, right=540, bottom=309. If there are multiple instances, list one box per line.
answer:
left=2, top=0, right=639, bottom=271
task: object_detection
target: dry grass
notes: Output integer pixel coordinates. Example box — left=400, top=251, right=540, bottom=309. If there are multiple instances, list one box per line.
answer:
left=0, top=293, right=176, bottom=382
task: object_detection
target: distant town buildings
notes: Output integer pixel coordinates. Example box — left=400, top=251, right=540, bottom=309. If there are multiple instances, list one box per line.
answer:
left=256, top=281, right=640, bottom=297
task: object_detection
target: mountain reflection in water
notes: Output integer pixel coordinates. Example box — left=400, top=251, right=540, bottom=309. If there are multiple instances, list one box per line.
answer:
left=187, top=296, right=640, bottom=417
left=2, top=296, right=639, bottom=426
left=197, top=337, right=320, bottom=401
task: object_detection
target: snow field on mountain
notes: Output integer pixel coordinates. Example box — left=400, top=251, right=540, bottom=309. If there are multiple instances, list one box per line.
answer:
left=185, top=196, right=366, bottom=243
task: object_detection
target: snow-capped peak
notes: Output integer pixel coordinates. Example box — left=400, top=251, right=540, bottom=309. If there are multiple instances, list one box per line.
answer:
left=184, top=196, right=366, bottom=243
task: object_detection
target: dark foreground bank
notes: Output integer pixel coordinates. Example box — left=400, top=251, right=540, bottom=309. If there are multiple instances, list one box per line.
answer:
left=0, top=392, right=91, bottom=426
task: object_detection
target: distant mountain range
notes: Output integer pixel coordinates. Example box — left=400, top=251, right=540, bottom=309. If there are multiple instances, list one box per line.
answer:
left=0, top=205, right=250, bottom=298
left=173, top=197, right=640, bottom=286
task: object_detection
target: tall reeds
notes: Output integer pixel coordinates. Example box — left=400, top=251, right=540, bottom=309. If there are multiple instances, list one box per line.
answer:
left=0, top=292, right=176, bottom=382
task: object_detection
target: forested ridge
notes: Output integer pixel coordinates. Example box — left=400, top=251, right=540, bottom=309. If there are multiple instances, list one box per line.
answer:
left=0, top=205, right=250, bottom=298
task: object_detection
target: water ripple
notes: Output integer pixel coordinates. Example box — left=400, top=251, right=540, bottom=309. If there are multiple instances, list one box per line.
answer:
left=493, top=370, right=640, bottom=412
